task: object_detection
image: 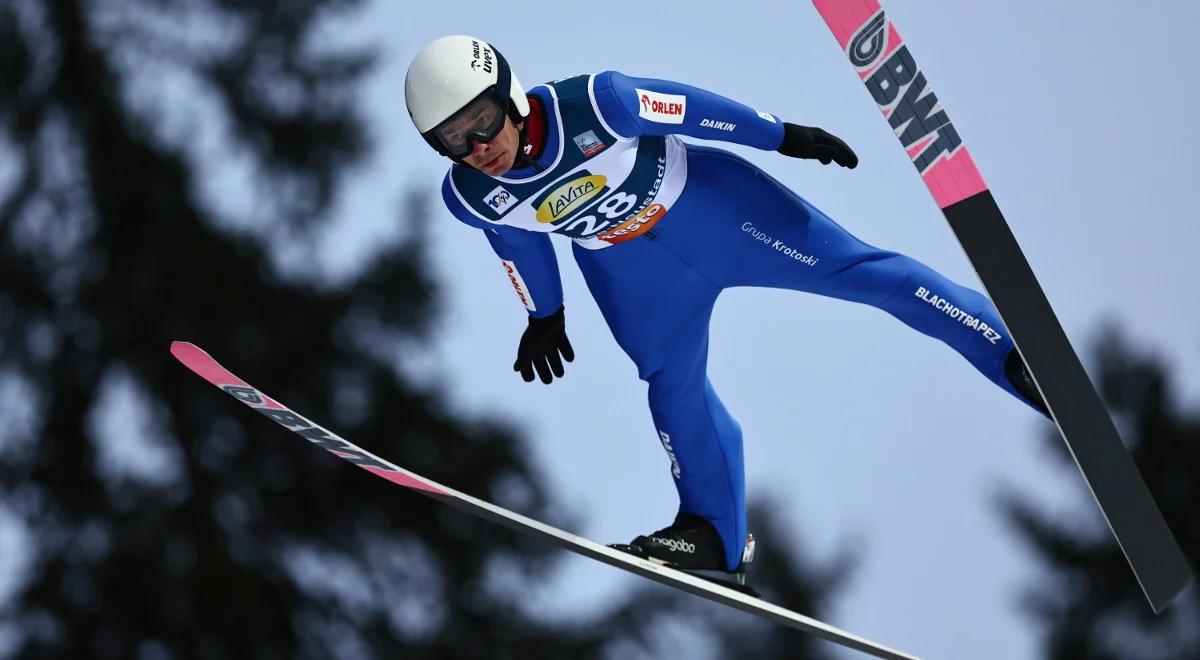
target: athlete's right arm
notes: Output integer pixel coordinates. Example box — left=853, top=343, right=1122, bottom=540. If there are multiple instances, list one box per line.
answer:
left=441, top=173, right=574, bottom=384
left=440, top=173, right=564, bottom=318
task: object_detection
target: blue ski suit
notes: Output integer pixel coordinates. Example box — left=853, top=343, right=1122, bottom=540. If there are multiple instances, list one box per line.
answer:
left=441, top=71, right=1032, bottom=570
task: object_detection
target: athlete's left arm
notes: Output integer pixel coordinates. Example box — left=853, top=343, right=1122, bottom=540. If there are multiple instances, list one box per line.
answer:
left=592, top=70, right=783, bottom=148
left=592, top=70, right=856, bottom=167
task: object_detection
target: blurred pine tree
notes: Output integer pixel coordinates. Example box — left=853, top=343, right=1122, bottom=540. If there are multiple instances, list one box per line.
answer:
left=0, top=2, right=851, bottom=657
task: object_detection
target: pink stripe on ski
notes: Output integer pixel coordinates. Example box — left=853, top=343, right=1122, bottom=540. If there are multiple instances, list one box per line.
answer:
left=171, top=341, right=249, bottom=386
left=170, top=342, right=284, bottom=408
left=923, top=149, right=986, bottom=210
left=171, top=341, right=449, bottom=496
left=813, top=0, right=880, bottom=49
left=362, top=465, right=448, bottom=494
left=813, top=0, right=988, bottom=208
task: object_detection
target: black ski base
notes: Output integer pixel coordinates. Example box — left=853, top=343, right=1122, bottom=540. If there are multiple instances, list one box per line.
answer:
left=945, top=190, right=1194, bottom=611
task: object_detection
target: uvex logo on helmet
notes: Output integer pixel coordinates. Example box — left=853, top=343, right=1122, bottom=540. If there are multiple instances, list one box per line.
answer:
left=469, top=40, right=494, bottom=73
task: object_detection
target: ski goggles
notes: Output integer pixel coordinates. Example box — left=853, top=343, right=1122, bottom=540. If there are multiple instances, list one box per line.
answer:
left=423, top=90, right=509, bottom=159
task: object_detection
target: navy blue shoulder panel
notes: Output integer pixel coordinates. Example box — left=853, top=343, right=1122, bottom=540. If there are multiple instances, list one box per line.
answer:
left=446, top=75, right=624, bottom=224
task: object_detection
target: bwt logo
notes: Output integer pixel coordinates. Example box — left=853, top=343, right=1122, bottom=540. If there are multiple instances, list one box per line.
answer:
left=848, top=10, right=963, bottom=174
left=220, top=385, right=392, bottom=471
left=849, top=12, right=888, bottom=68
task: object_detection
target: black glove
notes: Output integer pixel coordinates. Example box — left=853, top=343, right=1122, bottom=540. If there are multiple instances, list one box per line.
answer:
left=777, top=123, right=858, bottom=169
left=513, top=305, right=575, bottom=384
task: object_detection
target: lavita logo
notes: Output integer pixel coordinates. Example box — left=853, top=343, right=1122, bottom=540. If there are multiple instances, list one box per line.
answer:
left=848, top=10, right=963, bottom=174
left=534, top=173, right=607, bottom=223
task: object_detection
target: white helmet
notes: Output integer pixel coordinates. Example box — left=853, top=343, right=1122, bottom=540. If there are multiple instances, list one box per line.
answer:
left=405, top=35, right=529, bottom=160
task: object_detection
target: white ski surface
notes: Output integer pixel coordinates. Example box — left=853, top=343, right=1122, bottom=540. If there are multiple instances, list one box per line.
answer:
left=171, top=341, right=918, bottom=660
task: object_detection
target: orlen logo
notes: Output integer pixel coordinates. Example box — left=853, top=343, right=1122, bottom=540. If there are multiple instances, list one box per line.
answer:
left=535, top=174, right=607, bottom=223
left=848, top=10, right=962, bottom=174
left=635, top=88, right=686, bottom=124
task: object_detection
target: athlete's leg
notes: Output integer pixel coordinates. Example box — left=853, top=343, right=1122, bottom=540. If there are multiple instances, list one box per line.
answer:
left=658, top=144, right=1037, bottom=410
left=573, top=239, right=747, bottom=571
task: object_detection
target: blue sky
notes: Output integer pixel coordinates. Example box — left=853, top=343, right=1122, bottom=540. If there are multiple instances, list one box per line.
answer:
left=229, top=1, right=1200, bottom=658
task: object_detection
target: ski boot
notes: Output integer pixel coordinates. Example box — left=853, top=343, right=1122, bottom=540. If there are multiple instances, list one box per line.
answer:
left=609, top=512, right=759, bottom=597
left=1005, top=349, right=1050, bottom=418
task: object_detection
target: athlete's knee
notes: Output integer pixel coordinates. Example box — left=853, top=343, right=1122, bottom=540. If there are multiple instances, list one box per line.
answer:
left=647, top=368, right=704, bottom=406
left=818, top=249, right=912, bottom=305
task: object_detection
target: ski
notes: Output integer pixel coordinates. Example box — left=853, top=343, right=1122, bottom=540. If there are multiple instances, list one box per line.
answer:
left=170, top=341, right=917, bottom=660
left=811, top=0, right=1193, bottom=613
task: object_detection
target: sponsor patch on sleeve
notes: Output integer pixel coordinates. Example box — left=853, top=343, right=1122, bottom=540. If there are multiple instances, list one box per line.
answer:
left=501, top=260, right=536, bottom=312
left=699, top=118, right=736, bottom=132
left=635, top=88, right=686, bottom=124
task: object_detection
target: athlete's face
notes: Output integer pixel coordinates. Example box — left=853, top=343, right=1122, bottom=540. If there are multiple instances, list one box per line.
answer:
left=462, top=116, right=521, bottom=176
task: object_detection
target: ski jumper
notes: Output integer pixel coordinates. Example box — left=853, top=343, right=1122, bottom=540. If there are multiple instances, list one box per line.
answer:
left=440, top=72, right=1033, bottom=571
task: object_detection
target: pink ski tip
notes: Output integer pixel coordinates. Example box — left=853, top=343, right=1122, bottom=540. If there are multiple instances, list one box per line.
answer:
left=170, top=341, right=203, bottom=361
left=171, top=341, right=251, bottom=389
